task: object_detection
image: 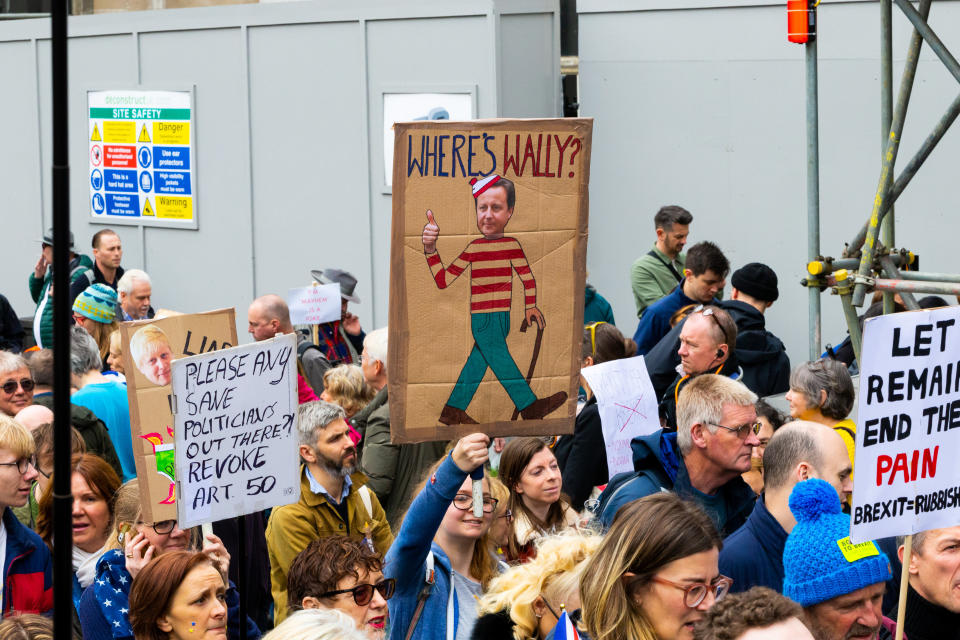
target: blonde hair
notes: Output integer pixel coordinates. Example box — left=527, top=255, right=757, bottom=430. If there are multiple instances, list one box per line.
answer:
left=676, top=375, right=758, bottom=455
left=87, top=319, right=120, bottom=361
left=321, top=365, right=375, bottom=417
left=580, top=494, right=721, bottom=640
left=0, top=614, right=57, bottom=640
left=263, top=608, right=367, bottom=640
left=479, top=530, right=601, bottom=640
left=0, top=415, right=36, bottom=459
left=128, top=324, right=172, bottom=369
left=103, top=480, right=200, bottom=553
left=109, top=329, right=122, bottom=356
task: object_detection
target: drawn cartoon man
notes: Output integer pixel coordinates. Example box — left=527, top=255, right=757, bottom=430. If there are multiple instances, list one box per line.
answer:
left=422, top=174, right=568, bottom=425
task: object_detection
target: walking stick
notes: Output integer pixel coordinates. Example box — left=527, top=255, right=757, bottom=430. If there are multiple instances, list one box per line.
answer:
left=511, top=319, right=545, bottom=421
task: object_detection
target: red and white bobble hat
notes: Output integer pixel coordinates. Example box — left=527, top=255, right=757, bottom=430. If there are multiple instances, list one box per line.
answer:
left=469, top=174, right=501, bottom=198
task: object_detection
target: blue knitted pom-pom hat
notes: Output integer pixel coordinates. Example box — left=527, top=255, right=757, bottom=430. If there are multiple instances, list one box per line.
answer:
left=782, top=479, right=892, bottom=607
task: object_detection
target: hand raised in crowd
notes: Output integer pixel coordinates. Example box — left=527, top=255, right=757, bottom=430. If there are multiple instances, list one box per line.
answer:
left=422, top=209, right=440, bottom=255
left=342, top=311, right=362, bottom=336
left=493, top=437, right=506, bottom=454
left=124, top=531, right=156, bottom=579
left=202, top=532, right=231, bottom=582
left=34, top=254, right=49, bottom=279
left=451, top=432, right=490, bottom=473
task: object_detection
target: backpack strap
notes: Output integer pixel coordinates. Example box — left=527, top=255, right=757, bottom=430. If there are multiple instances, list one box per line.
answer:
left=404, top=551, right=436, bottom=640
left=646, top=250, right=683, bottom=283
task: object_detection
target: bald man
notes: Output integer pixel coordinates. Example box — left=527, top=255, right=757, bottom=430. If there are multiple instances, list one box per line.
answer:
left=720, top=420, right=854, bottom=593
left=14, top=405, right=53, bottom=432
left=247, top=294, right=331, bottom=395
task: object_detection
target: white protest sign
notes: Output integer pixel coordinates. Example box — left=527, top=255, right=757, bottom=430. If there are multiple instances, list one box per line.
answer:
left=171, top=333, right=300, bottom=528
left=580, top=355, right=660, bottom=478
left=850, top=306, right=960, bottom=543
left=287, top=283, right=341, bottom=325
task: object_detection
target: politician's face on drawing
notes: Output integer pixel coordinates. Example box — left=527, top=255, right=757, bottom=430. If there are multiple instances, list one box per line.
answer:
left=131, top=325, right=175, bottom=386
left=475, top=185, right=513, bottom=239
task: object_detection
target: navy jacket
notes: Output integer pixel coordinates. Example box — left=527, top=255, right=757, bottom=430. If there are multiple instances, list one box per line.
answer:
left=598, top=431, right=755, bottom=535
left=719, top=495, right=788, bottom=593
left=633, top=280, right=704, bottom=356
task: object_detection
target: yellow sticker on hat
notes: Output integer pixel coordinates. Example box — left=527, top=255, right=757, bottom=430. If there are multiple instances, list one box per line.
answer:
left=837, top=537, right=880, bottom=563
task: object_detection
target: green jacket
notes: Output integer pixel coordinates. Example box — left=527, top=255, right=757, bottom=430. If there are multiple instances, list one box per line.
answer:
left=265, top=466, right=393, bottom=624
left=630, top=246, right=685, bottom=318
left=32, top=395, right=123, bottom=480
left=354, top=388, right=448, bottom=528
left=28, top=254, right=94, bottom=348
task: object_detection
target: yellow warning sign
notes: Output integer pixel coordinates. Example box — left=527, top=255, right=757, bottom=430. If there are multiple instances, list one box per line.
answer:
left=153, top=122, right=190, bottom=146
left=138, top=124, right=151, bottom=144
left=142, top=198, right=155, bottom=217
left=103, top=121, right=135, bottom=144
left=156, top=196, right=193, bottom=220
left=90, top=124, right=101, bottom=142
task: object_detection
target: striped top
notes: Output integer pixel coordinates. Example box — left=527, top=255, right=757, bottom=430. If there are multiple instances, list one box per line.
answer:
left=426, top=237, right=537, bottom=313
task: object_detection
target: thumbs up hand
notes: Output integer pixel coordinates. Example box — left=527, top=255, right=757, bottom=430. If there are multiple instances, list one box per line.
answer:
left=422, top=209, right=440, bottom=255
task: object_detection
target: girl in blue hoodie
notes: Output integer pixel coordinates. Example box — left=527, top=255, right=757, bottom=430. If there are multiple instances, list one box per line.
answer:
left=385, top=433, right=499, bottom=640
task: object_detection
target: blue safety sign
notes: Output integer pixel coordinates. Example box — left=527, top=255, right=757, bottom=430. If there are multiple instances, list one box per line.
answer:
left=90, top=169, right=103, bottom=191
left=154, top=146, right=190, bottom=170
left=92, top=193, right=105, bottom=214
left=106, top=193, right=139, bottom=217
left=155, top=171, right=192, bottom=195
left=105, top=169, right=137, bottom=193
left=138, top=146, right=152, bottom=168
left=140, top=171, right=153, bottom=193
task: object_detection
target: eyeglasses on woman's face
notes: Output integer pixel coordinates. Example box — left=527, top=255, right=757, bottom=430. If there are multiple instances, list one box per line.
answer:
left=140, top=519, right=178, bottom=535
left=647, top=574, right=733, bottom=608
left=1, top=378, right=34, bottom=395
left=451, top=493, right=498, bottom=513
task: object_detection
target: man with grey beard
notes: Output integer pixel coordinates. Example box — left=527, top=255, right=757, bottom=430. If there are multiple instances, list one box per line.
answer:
left=265, top=400, right=394, bottom=624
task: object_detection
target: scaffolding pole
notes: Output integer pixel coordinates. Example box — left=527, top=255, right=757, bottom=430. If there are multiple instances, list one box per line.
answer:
left=881, top=0, right=896, bottom=315
left=806, top=19, right=821, bottom=360
left=851, top=0, right=931, bottom=308
left=878, top=255, right=920, bottom=310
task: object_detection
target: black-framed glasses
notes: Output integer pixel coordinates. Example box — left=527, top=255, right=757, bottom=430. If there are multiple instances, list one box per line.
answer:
left=585, top=321, right=607, bottom=357
left=140, top=519, right=178, bottom=535
left=452, top=493, right=498, bottom=513
left=320, top=578, right=396, bottom=606
left=649, top=575, right=732, bottom=608
left=1, top=379, right=34, bottom=395
left=0, top=456, right=35, bottom=475
left=709, top=421, right=763, bottom=439
left=541, top=597, right=582, bottom=625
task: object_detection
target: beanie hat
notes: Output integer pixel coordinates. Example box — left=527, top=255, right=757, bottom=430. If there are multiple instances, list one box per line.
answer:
left=470, top=174, right=501, bottom=198
left=782, top=479, right=891, bottom=607
left=731, top=263, right=779, bottom=302
left=73, top=283, right=118, bottom=324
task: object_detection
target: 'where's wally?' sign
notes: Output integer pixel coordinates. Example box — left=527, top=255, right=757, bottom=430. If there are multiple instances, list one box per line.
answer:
left=851, top=305, right=960, bottom=543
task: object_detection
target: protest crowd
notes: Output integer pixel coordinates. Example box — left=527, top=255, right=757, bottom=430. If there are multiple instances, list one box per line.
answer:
left=1, top=203, right=959, bottom=640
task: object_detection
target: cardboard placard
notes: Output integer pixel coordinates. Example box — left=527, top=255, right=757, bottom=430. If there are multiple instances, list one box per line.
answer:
left=120, top=309, right=237, bottom=523
left=171, top=333, right=300, bottom=528
left=850, top=306, right=960, bottom=543
left=388, top=118, right=592, bottom=442
left=580, top=356, right=660, bottom=479
left=287, top=283, right=341, bottom=325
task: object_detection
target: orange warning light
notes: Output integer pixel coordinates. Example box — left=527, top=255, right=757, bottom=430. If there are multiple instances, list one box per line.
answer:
left=788, top=0, right=816, bottom=44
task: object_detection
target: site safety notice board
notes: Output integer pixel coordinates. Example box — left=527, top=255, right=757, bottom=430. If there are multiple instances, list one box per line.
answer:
left=88, top=89, right=198, bottom=228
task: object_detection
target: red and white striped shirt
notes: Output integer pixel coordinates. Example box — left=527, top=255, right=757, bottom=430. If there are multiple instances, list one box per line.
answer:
left=426, top=237, right=537, bottom=313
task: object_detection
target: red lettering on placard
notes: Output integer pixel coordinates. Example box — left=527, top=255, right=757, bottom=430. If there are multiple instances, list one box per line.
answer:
left=104, top=145, right=136, bottom=168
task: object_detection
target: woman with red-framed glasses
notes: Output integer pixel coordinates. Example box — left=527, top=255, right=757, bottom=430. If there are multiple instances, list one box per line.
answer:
left=580, top=493, right=730, bottom=640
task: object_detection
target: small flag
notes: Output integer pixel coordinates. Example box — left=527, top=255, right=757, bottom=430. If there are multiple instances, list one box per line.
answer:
left=549, top=610, right=579, bottom=640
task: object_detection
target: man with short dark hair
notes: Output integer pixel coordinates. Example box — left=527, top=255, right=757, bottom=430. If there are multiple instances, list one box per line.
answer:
left=248, top=294, right=331, bottom=395
left=633, top=240, right=730, bottom=355
left=694, top=586, right=813, bottom=640
left=782, top=479, right=895, bottom=640
left=895, top=526, right=960, bottom=640
left=266, top=400, right=393, bottom=624
left=630, top=205, right=693, bottom=318
left=597, top=374, right=758, bottom=535
left=69, top=228, right=124, bottom=301
left=286, top=536, right=391, bottom=637
left=719, top=421, right=853, bottom=593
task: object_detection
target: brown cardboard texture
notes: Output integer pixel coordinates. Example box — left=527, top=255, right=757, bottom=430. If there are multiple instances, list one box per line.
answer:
left=388, top=118, right=592, bottom=443
left=119, top=309, right=237, bottom=522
